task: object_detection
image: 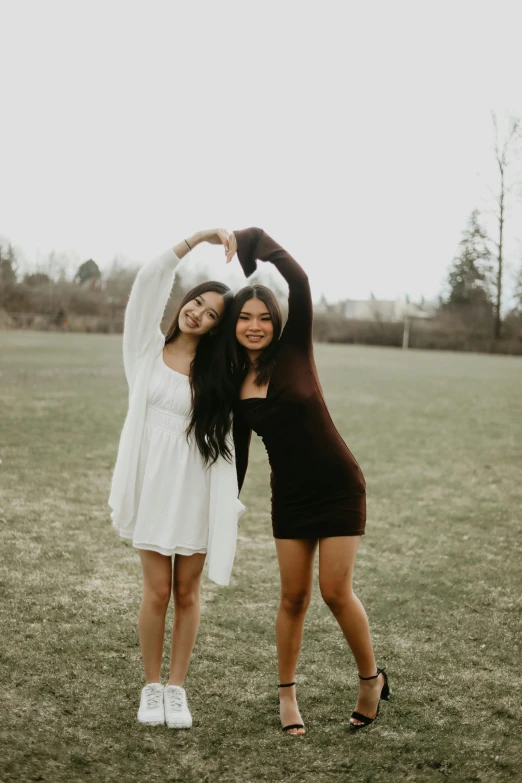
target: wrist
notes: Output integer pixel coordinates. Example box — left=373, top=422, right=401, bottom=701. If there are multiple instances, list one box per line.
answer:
left=187, top=231, right=202, bottom=249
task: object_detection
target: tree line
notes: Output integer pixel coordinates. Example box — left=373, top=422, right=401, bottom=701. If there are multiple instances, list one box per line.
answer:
left=2, top=224, right=521, bottom=353
left=1, top=115, right=521, bottom=353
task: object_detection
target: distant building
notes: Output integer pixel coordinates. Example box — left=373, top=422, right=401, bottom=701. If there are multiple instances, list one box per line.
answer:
left=314, top=295, right=436, bottom=322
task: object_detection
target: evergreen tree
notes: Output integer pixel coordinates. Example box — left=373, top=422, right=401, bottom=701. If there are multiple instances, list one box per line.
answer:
left=0, top=243, right=18, bottom=287
left=74, top=259, right=101, bottom=285
left=445, top=210, right=493, bottom=311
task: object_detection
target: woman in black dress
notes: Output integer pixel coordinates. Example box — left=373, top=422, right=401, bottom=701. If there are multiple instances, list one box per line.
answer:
left=226, top=228, right=390, bottom=735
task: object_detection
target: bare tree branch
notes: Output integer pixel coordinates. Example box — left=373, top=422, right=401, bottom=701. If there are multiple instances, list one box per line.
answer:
left=491, top=112, right=522, bottom=340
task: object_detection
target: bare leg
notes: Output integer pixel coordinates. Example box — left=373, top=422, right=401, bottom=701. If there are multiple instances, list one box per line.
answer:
left=168, top=552, right=206, bottom=687
left=275, top=538, right=317, bottom=735
left=138, top=550, right=172, bottom=683
left=318, top=536, right=384, bottom=725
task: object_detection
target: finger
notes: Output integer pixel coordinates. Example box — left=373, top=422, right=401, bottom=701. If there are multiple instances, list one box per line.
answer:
left=220, top=230, right=231, bottom=250
left=226, top=235, right=236, bottom=263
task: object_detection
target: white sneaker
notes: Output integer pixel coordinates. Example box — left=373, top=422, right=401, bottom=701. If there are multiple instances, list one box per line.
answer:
left=164, top=685, right=192, bottom=729
left=137, top=683, right=165, bottom=725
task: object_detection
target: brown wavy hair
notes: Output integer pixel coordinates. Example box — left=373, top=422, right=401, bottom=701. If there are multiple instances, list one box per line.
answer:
left=165, top=281, right=234, bottom=464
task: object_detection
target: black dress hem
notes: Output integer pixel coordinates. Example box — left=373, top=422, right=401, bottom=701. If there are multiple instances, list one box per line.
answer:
left=273, top=530, right=366, bottom=540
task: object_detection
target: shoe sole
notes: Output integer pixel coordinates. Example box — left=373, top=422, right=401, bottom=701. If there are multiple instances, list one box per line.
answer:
left=166, top=721, right=192, bottom=729
left=137, top=718, right=165, bottom=726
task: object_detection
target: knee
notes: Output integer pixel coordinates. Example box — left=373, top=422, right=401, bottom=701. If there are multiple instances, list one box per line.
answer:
left=320, top=583, right=352, bottom=613
left=173, top=581, right=199, bottom=611
left=145, top=582, right=171, bottom=613
left=280, top=589, right=311, bottom=617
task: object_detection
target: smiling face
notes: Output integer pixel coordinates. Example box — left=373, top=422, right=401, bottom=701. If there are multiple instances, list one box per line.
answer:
left=178, top=291, right=226, bottom=336
left=235, top=296, right=275, bottom=352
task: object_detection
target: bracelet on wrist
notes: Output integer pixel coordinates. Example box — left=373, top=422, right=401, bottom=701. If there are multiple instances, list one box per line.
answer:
left=184, top=239, right=192, bottom=251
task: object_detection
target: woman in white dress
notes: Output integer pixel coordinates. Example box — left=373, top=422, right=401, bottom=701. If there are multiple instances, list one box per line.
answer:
left=109, top=228, right=243, bottom=729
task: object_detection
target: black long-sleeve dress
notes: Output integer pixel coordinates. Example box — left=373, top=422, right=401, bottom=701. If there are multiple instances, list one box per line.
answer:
left=233, top=228, right=366, bottom=539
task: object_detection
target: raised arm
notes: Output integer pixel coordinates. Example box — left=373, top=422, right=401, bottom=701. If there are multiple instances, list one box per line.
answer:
left=123, top=229, right=230, bottom=387
left=231, top=227, right=313, bottom=347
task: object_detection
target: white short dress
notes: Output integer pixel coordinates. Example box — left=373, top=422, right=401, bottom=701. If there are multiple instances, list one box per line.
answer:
left=122, top=352, right=211, bottom=557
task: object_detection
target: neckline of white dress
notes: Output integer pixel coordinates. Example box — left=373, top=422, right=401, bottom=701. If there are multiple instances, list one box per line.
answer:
left=160, top=356, right=190, bottom=379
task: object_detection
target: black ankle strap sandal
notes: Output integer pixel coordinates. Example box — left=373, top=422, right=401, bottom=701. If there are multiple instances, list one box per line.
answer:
left=278, top=682, right=305, bottom=734
left=349, top=667, right=391, bottom=731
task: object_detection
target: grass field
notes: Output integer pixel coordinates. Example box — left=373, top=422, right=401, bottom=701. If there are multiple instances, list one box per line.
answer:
left=0, top=331, right=521, bottom=783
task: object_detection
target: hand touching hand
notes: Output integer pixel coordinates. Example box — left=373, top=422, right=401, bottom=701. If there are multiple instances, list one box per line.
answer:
left=226, top=232, right=237, bottom=264
left=198, top=228, right=230, bottom=252
left=174, top=229, right=230, bottom=260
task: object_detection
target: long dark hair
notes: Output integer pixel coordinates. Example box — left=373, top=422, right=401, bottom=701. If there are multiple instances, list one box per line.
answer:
left=226, top=284, right=283, bottom=390
left=165, top=281, right=233, bottom=465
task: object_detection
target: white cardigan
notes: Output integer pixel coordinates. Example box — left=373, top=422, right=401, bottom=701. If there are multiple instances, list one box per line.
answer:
left=109, top=248, right=244, bottom=586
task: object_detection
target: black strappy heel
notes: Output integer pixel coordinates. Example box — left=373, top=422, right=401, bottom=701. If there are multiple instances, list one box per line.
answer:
left=349, top=668, right=390, bottom=731
left=278, top=682, right=305, bottom=734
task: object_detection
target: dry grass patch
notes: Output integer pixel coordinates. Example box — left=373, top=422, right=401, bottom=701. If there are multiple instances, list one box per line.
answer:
left=1, top=333, right=521, bottom=782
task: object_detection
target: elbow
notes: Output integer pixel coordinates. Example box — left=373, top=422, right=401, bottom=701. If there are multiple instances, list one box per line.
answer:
left=134, top=264, right=154, bottom=287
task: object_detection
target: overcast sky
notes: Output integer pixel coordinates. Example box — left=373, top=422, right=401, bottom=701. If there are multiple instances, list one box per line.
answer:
left=1, top=0, right=521, bottom=304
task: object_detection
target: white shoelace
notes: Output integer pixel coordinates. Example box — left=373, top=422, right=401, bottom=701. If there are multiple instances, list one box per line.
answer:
left=166, top=688, right=185, bottom=711
left=143, top=686, right=162, bottom=709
